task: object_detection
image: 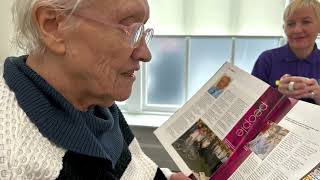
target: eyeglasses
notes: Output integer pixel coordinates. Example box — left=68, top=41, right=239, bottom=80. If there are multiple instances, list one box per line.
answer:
left=72, top=13, right=154, bottom=48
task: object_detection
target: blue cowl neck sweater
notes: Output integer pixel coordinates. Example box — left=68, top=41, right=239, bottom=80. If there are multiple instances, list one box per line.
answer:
left=3, top=56, right=124, bottom=168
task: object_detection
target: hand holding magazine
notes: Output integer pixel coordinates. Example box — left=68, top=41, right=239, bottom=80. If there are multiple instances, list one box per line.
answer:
left=154, top=62, right=320, bottom=180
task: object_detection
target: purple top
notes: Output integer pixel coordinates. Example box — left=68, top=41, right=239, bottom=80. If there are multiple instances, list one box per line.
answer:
left=251, top=44, right=320, bottom=104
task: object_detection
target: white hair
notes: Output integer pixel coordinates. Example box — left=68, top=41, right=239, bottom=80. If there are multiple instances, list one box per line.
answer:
left=11, top=0, right=83, bottom=54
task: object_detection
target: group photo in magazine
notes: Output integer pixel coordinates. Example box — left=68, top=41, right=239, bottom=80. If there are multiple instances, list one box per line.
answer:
left=171, top=119, right=232, bottom=177
left=247, top=122, right=289, bottom=160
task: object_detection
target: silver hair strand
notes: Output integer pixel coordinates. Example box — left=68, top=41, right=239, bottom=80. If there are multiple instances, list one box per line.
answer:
left=11, top=0, right=83, bottom=54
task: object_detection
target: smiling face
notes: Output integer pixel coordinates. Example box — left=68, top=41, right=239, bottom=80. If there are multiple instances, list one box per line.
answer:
left=284, top=6, right=320, bottom=53
left=216, top=76, right=231, bottom=89
left=61, top=0, right=151, bottom=107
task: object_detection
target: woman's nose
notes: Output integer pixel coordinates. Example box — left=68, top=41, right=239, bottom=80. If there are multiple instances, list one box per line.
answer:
left=292, top=24, right=303, bottom=33
left=131, top=40, right=152, bottom=62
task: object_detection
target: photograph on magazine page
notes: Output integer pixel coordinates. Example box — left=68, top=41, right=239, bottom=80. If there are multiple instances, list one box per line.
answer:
left=207, top=75, right=232, bottom=98
left=301, top=162, right=320, bottom=180
left=171, top=119, right=232, bottom=177
left=247, top=122, right=289, bottom=160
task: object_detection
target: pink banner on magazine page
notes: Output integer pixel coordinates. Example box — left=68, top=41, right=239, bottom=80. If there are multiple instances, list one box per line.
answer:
left=225, top=87, right=285, bottom=150
left=210, top=87, right=293, bottom=180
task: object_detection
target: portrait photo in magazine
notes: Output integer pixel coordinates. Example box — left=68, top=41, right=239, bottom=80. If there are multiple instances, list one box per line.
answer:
left=171, top=119, right=232, bottom=177
left=247, top=122, right=289, bottom=160
left=207, top=75, right=231, bottom=98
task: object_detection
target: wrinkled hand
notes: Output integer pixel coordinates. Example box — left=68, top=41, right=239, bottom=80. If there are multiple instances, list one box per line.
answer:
left=303, top=78, right=320, bottom=104
left=170, top=172, right=192, bottom=180
left=277, top=74, right=320, bottom=103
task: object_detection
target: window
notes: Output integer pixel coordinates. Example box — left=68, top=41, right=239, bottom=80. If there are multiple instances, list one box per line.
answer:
left=188, top=37, right=232, bottom=98
left=316, top=38, right=320, bottom=47
left=234, top=37, right=280, bottom=73
left=121, top=35, right=282, bottom=115
left=146, top=37, right=186, bottom=107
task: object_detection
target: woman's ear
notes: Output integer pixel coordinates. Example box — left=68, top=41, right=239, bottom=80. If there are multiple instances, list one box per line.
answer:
left=32, top=6, right=67, bottom=55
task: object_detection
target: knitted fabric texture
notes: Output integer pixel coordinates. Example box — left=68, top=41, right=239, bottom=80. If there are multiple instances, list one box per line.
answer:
left=3, top=56, right=123, bottom=167
left=0, top=92, right=167, bottom=179
left=0, top=56, right=169, bottom=179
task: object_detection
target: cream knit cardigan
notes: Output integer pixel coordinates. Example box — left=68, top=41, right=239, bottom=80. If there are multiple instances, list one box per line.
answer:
left=0, top=77, right=172, bottom=180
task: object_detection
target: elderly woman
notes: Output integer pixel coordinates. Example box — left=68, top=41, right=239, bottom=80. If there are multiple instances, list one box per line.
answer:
left=252, top=0, right=320, bottom=105
left=1, top=0, right=191, bottom=179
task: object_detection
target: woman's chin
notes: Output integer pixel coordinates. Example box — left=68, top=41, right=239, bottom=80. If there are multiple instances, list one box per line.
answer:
left=117, top=96, right=130, bottom=102
left=290, top=42, right=311, bottom=50
left=116, top=90, right=132, bottom=102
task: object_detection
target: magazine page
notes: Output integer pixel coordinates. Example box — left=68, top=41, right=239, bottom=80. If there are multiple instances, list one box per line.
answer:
left=154, top=62, right=285, bottom=178
left=226, top=100, right=320, bottom=180
left=210, top=96, right=294, bottom=179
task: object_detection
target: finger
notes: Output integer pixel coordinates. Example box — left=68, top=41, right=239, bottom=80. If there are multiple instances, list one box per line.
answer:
left=189, top=174, right=198, bottom=180
left=280, top=76, right=309, bottom=84
left=290, top=81, right=307, bottom=90
left=278, top=86, right=309, bottom=97
left=278, top=81, right=307, bottom=93
left=294, top=91, right=315, bottom=99
left=304, top=83, right=319, bottom=99
left=305, top=78, right=318, bottom=86
left=289, top=89, right=310, bottom=97
left=171, top=172, right=192, bottom=180
left=292, top=84, right=315, bottom=98
left=302, top=83, right=318, bottom=96
left=280, top=74, right=291, bottom=80
left=277, top=83, right=290, bottom=94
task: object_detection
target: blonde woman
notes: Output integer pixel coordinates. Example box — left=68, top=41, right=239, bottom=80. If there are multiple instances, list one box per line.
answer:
left=252, top=0, right=320, bottom=105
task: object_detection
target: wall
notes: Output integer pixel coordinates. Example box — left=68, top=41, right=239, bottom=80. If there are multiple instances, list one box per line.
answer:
left=235, top=0, right=285, bottom=35
left=147, top=0, right=185, bottom=35
left=147, top=0, right=286, bottom=35
left=0, top=0, right=287, bottom=59
left=0, top=0, right=16, bottom=61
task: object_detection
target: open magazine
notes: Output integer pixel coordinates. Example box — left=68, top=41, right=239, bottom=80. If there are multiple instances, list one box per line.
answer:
left=154, top=62, right=320, bottom=180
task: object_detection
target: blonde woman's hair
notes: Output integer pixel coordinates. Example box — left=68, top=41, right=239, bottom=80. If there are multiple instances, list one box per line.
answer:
left=284, top=0, right=320, bottom=21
